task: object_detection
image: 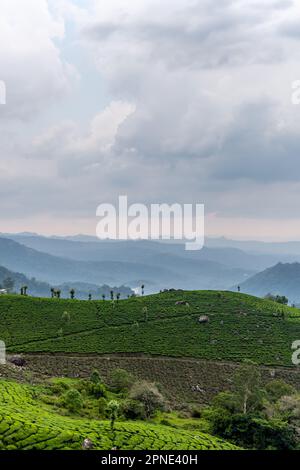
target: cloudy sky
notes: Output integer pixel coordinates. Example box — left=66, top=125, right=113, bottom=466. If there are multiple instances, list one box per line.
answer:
left=1, top=0, right=300, bottom=240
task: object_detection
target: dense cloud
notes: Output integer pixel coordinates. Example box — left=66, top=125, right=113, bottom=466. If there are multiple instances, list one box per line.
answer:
left=1, top=0, right=300, bottom=236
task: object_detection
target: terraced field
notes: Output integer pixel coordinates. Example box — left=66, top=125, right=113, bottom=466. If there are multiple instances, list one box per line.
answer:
left=0, top=381, right=237, bottom=450
left=0, top=290, right=299, bottom=366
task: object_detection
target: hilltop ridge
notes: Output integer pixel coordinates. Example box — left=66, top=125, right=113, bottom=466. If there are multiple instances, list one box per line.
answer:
left=1, top=290, right=299, bottom=367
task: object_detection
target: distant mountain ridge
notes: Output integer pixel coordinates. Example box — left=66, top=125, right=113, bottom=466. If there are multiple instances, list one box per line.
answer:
left=0, top=265, right=49, bottom=296
left=0, top=237, right=178, bottom=288
left=0, top=236, right=254, bottom=292
left=1, top=233, right=294, bottom=270
left=2, top=232, right=300, bottom=295
left=0, top=264, right=133, bottom=300
left=206, top=237, right=300, bottom=257
left=239, top=262, right=300, bottom=303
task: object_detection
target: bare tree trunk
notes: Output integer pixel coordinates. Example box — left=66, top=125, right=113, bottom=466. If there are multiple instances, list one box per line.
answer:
left=243, top=389, right=249, bottom=414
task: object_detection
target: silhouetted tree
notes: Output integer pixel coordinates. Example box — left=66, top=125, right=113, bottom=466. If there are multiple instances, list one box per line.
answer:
left=70, top=289, right=75, bottom=300
left=20, top=286, right=28, bottom=296
left=88, top=294, right=92, bottom=301
left=51, top=288, right=55, bottom=298
left=102, top=294, right=106, bottom=301
left=141, top=285, right=145, bottom=296
left=110, top=291, right=114, bottom=301
left=238, top=286, right=241, bottom=293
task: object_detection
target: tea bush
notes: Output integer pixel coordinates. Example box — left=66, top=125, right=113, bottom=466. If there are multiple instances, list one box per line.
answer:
left=0, top=380, right=238, bottom=450
left=1, top=291, right=299, bottom=365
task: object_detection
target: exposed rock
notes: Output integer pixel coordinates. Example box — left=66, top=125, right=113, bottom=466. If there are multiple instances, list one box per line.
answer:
left=82, top=438, right=94, bottom=450
left=9, top=356, right=26, bottom=368
left=198, top=315, right=209, bottom=324
left=175, top=301, right=190, bottom=306
left=191, top=385, right=205, bottom=393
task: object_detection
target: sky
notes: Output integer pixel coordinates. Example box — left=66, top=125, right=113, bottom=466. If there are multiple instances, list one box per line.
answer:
left=1, top=0, right=300, bottom=240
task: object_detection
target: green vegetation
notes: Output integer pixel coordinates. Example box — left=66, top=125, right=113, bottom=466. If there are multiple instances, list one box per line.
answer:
left=265, top=294, right=289, bottom=305
left=0, top=379, right=238, bottom=450
left=2, top=362, right=300, bottom=450
left=129, top=381, right=166, bottom=418
left=202, top=362, right=298, bottom=450
left=1, top=290, right=300, bottom=365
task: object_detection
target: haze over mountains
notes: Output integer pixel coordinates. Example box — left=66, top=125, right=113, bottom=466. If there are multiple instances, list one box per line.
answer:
left=2, top=233, right=280, bottom=271
left=239, top=262, right=300, bottom=304
left=1, top=233, right=300, bottom=298
left=0, top=262, right=133, bottom=300
left=0, top=236, right=251, bottom=292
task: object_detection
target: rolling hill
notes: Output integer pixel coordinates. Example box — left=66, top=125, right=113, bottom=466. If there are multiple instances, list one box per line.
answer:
left=0, top=237, right=253, bottom=291
left=0, top=264, right=133, bottom=300
left=1, top=290, right=299, bottom=366
left=239, top=262, right=300, bottom=303
left=1, top=290, right=299, bottom=451
left=0, top=265, right=50, bottom=296
left=0, top=380, right=237, bottom=450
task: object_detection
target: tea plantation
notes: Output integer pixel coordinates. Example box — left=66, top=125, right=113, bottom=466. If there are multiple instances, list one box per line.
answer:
left=0, top=380, right=237, bottom=450
left=1, top=290, right=299, bottom=365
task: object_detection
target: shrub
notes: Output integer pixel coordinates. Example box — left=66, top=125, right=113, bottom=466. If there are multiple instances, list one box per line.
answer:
left=89, top=382, right=107, bottom=399
left=278, top=395, right=300, bottom=422
left=62, top=389, right=83, bottom=414
left=109, top=368, right=134, bottom=393
left=121, top=399, right=146, bottom=420
left=86, top=370, right=107, bottom=398
left=212, top=392, right=239, bottom=414
left=129, top=381, right=165, bottom=418
left=90, top=370, right=102, bottom=385
left=190, top=406, right=202, bottom=418
left=265, top=294, right=289, bottom=305
left=265, top=380, right=296, bottom=403
left=98, top=397, right=107, bottom=417
left=210, top=412, right=296, bottom=450
left=50, top=379, right=70, bottom=395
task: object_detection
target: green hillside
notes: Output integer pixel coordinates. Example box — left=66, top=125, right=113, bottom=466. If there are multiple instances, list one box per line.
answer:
left=1, top=290, right=300, bottom=366
left=240, top=262, right=300, bottom=302
left=0, top=380, right=237, bottom=450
